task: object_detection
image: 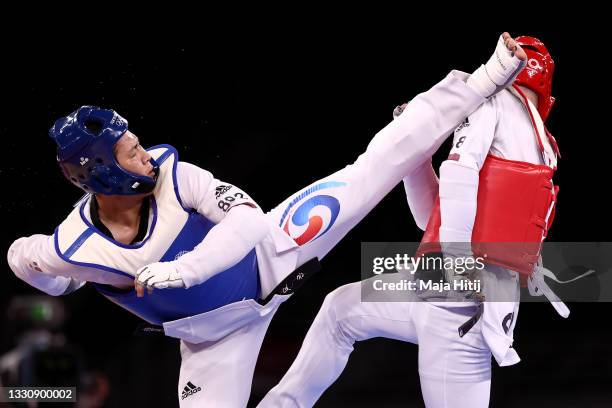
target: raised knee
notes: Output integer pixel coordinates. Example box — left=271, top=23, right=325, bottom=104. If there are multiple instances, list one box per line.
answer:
left=317, top=283, right=361, bottom=345
left=320, top=283, right=359, bottom=318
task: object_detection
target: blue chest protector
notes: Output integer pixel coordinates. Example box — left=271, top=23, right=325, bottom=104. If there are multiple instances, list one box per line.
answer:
left=92, top=215, right=260, bottom=325
left=56, top=145, right=260, bottom=325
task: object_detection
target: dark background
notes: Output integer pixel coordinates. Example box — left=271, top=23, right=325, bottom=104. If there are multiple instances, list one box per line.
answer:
left=1, top=26, right=610, bottom=407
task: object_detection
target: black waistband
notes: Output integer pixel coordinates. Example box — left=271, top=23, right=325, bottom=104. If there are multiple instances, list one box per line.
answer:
left=259, top=257, right=322, bottom=305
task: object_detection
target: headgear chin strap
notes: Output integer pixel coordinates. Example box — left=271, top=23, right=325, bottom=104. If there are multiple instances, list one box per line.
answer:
left=49, top=106, right=159, bottom=195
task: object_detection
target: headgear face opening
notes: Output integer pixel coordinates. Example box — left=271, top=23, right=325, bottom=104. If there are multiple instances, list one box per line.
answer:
left=514, top=36, right=556, bottom=122
left=49, top=106, right=159, bottom=195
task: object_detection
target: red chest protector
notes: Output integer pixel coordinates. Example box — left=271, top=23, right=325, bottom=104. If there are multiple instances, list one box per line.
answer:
left=417, top=155, right=558, bottom=283
left=417, top=86, right=560, bottom=286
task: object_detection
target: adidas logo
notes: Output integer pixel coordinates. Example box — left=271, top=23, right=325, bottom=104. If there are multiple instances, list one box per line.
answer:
left=215, top=185, right=232, bottom=198
left=181, top=381, right=202, bottom=400
left=455, top=117, right=470, bottom=133
left=110, top=115, right=124, bottom=126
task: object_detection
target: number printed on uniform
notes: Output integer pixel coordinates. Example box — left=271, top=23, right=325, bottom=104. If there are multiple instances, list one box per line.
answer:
left=455, top=136, right=467, bottom=149
left=218, top=192, right=249, bottom=212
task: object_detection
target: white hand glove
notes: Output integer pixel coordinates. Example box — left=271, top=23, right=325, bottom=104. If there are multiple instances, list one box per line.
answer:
left=468, top=33, right=527, bottom=98
left=442, top=257, right=485, bottom=302
left=135, top=262, right=185, bottom=290
left=441, top=242, right=485, bottom=302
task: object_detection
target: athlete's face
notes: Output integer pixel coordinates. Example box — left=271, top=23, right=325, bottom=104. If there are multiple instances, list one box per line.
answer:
left=516, top=85, right=539, bottom=108
left=114, top=131, right=155, bottom=178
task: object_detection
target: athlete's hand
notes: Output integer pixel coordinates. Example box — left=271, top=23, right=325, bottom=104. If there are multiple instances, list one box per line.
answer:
left=467, top=32, right=528, bottom=98
left=502, top=32, right=527, bottom=61
left=443, top=260, right=486, bottom=303
left=135, top=261, right=185, bottom=297
left=441, top=243, right=485, bottom=302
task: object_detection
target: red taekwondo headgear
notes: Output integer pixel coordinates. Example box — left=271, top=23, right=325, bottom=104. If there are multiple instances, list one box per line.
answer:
left=514, top=36, right=556, bottom=122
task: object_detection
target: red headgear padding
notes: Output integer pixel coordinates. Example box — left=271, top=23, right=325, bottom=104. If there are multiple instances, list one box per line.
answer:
left=514, top=36, right=555, bottom=122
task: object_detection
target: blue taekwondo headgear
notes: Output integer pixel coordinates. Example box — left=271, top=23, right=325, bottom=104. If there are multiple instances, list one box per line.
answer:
left=49, top=106, right=159, bottom=195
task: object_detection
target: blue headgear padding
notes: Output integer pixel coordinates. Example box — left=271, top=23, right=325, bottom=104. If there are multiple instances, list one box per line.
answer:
left=49, top=106, right=159, bottom=195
